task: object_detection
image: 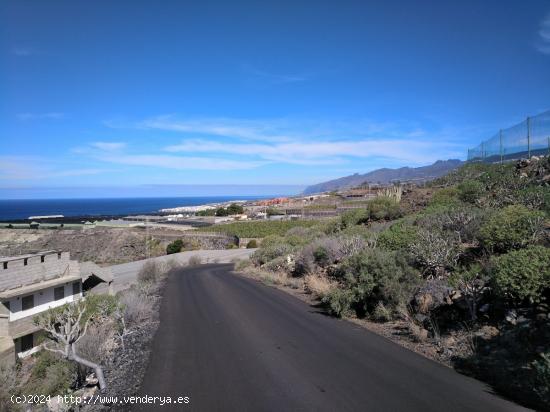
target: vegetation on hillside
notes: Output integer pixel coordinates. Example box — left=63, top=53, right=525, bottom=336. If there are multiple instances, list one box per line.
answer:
left=240, top=156, right=550, bottom=410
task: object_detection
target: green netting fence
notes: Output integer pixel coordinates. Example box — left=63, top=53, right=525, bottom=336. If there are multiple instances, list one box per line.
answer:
left=467, top=110, right=550, bottom=162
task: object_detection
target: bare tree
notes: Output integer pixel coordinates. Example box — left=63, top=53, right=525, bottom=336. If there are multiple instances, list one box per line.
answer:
left=34, top=300, right=107, bottom=389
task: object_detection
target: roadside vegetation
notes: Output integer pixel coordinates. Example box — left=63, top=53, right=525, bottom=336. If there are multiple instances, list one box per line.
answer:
left=0, top=260, right=181, bottom=411
left=237, top=156, right=550, bottom=411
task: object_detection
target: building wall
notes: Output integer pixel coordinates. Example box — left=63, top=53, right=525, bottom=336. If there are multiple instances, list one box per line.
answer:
left=6, top=280, right=82, bottom=322
left=0, top=252, right=75, bottom=292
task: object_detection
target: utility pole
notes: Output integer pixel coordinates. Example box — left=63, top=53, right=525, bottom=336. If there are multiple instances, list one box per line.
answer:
left=527, top=116, right=531, bottom=159
left=499, top=129, right=503, bottom=164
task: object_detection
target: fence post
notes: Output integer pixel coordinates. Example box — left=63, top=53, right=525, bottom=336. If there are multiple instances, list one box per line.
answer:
left=526, top=116, right=531, bottom=159
left=499, top=129, right=503, bottom=164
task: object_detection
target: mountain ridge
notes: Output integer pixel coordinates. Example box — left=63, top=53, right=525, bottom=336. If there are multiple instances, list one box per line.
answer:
left=303, top=159, right=464, bottom=194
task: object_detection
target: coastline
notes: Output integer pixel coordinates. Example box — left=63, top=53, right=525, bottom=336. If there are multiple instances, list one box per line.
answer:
left=0, top=196, right=273, bottom=223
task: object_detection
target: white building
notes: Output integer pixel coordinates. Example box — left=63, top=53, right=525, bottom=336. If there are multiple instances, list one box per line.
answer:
left=0, top=251, right=112, bottom=364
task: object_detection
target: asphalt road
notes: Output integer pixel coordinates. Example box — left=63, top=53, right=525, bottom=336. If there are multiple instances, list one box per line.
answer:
left=135, top=264, right=525, bottom=412
left=94, top=249, right=254, bottom=293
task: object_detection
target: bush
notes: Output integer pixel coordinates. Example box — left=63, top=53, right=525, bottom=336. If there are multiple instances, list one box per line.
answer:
left=246, top=239, right=258, bottom=248
left=226, top=203, right=244, bottom=215
left=372, top=302, right=392, bottom=322
left=340, top=208, right=370, bottom=229
left=137, top=260, right=162, bottom=284
left=166, top=239, right=183, bottom=255
left=409, top=229, right=462, bottom=277
left=326, top=249, right=419, bottom=318
left=367, top=196, right=402, bottom=221
left=321, top=288, right=355, bottom=317
left=215, top=207, right=229, bottom=216
left=25, top=351, right=76, bottom=396
left=479, top=205, right=544, bottom=252
left=304, top=274, right=336, bottom=299
left=251, top=241, right=293, bottom=266
left=533, top=352, right=550, bottom=404
left=490, top=246, right=550, bottom=304
left=378, top=221, right=418, bottom=251
left=188, top=255, right=202, bottom=265
left=457, top=179, right=484, bottom=204
left=430, top=187, right=460, bottom=206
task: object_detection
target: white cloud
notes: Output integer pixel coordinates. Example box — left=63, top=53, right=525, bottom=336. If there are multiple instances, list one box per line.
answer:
left=17, top=112, right=65, bottom=121
left=163, top=138, right=454, bottom=165
left=137, top=116, right=294, bottom=142
left=0, top=156, right=109, bottom=180
left=90, top=142, right=126, bottom=151
left=537, top=14, right=550, bottom=55
left=98, top=154, right=269, bottom=170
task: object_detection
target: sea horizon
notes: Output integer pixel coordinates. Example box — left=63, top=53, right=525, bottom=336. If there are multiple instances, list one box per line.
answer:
left=0, top=195, right=280, bottom=221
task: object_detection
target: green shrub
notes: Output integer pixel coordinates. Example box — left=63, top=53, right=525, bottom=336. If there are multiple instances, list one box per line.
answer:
left=226, top=203, right=244, bottom=215
left=327, top=249, right=419, bottom=317
left=166, top=239, right=183, bottom=255
left=313, top=246, right=330, bottom=266
left=246, top=239, right=258, bottom=248
left=513, top=186, right=550, bottom=215
left=25, top=351, right=76, bottom=396
left=533, top=352, right=550, bottom=404
left=490, top=246, right=550, bottom=304
left=251, top=242, right=294, bottom=266
left=457, top=179, right=484, bottom=203
left=378, top=221, right=418, bottom=251
left=321, top=288, right=355, bottom=317
left=367, top=196, right=402, bottom=221
left=372, top=302, right=392, bottom=322
left=340, top=208, right=370, bottom=229
left=429, top=187, right=460, bottom=206
left=479, top=205, right=544, bottom=252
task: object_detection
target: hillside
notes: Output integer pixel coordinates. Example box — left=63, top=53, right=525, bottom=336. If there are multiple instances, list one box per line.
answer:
left=303, top=159, right=463, bottom=194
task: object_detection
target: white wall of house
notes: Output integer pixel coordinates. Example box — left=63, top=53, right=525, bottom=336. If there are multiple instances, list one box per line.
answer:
left=6, top=281, right=82, bottom=321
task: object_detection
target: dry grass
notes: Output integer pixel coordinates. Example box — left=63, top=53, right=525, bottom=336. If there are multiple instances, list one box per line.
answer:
left=304, top=274, right=337, bottom=299
left=188, top=255, right=202, bottom=265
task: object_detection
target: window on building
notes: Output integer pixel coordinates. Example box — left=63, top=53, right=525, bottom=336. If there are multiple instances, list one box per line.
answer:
left=2, top=301, right=9, bottom=312
left=54, top=286, right=65, bottom=301
left=22, top=295, right=34, bottom=311
left=20, top=334, right=34, bottom=352
left=3, top=262, right=7, bottom=269
left=72, top=281, right=81, bottom=295
left=57, top=252, right=62, bottom=259
left=24, top=258, right=28, bottom=266
left=41, top=255, right=45, bottom=263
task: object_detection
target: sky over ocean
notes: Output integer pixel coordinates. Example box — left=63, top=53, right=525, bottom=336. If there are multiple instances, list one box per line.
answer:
left=1, top=0, right=549, bottom=197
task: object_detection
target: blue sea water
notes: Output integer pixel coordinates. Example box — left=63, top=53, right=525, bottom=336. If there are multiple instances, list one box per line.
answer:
left=0, top=196, right=270, bottom=221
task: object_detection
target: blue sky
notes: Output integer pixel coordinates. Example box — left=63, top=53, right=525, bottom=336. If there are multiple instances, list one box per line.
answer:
left=1, top=0, right=549, bottom=198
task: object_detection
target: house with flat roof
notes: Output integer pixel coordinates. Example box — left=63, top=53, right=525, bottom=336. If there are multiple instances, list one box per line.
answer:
left=0, top=251, right=113, bottom=364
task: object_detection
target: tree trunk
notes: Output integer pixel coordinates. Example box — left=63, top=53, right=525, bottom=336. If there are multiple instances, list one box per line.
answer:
left=70, top=344, right=107, bottom=390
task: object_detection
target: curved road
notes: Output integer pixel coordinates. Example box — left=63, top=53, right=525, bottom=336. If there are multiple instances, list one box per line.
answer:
left=135, top=264, right=525, bottom=412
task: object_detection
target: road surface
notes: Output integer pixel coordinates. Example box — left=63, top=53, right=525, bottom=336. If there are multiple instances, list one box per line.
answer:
left=95, top=249, right=254, bottom=293
left=136, top=264, right=525, bottom=412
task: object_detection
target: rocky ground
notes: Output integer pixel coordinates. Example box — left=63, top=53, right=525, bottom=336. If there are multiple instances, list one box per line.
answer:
left=0, top=227, right=237, bottom=265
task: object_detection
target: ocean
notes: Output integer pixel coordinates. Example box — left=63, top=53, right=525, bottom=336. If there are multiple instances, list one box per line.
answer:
left=0, top=196, right=270, bottom=221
